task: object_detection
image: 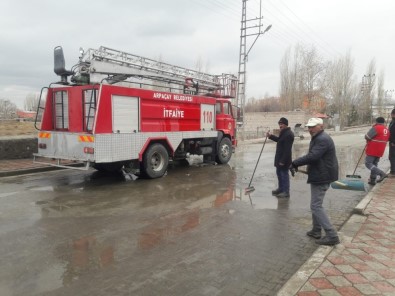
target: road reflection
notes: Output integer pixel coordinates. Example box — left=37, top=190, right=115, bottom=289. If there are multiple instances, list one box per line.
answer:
left=34, top=161, right=238, bottom=285
left=62, top=236, right=114, bottom=286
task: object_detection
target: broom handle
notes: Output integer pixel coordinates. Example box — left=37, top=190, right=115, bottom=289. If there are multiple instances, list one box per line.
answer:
left=351, top=145, right=367, bottom=176
left=247, top=135, right=268, bottom=187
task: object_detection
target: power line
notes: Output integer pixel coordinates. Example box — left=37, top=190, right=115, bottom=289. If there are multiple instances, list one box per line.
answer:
left=268, top=0, right=341, bottom=55
left=246, top=2, right=335, bottom=59
left=189, top=0, right=240, bottom=21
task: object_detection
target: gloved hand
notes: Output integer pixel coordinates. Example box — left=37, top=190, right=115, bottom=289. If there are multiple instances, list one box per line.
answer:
left=289, top=162, right=298, bottom=177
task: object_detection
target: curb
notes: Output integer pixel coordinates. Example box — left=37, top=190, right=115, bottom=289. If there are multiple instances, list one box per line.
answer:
left=0, top=166, right=63, bottom=178
left=277, top=171, right=389, bottom=295
left=353, top=181, right=379, bottom=215
left=0, top=163, right=85, bottom=178
left=277, top=245, right=333, bottom=296
left=277, top=214, right=368, bottom=296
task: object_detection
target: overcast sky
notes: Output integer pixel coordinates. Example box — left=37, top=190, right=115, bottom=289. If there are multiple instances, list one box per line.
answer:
left=1, top=0, right=394, bottom=109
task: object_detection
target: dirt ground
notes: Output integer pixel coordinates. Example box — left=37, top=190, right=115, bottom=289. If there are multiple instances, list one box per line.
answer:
left=0, top=120, right=38, bottom=137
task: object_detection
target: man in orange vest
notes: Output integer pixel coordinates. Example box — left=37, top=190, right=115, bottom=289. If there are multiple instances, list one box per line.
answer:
left=365, top=116, right=390, bottom=185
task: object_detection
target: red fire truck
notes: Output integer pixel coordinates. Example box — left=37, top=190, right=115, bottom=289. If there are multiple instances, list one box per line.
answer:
left=34, top=46, right=238, bottom=178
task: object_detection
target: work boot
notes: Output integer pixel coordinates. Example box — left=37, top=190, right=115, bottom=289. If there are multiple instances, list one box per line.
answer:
left=377, top=173, right=388, bottom=183
left=315, top=236, right=340, bottom=246
left=368, top=177, right=376, bottom=186
left=276, top=192, right=290, bottom=198
left=272, top=188, right=281, bottom=195
left=306, top=230, right=321, bottom=239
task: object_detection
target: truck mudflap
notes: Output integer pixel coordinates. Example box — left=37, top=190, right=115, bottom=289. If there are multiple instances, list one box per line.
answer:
left=33, top=154, right=90, bottom=171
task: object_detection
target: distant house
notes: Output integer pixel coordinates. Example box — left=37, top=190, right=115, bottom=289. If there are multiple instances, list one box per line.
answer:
left=313, top=112, right=329, bottom=119
left=16, top=110, right=36, bottom=120
left=301, top=94, right=327, bottom=112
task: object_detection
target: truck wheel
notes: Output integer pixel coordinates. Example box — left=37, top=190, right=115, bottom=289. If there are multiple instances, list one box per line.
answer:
left=215, top=137, right=232, bottom=164
left=142, top=143, right=169, bottom=179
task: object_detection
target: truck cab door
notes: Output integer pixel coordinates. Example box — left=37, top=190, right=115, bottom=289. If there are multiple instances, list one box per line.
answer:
left=215, top=101, right=235, bottom=139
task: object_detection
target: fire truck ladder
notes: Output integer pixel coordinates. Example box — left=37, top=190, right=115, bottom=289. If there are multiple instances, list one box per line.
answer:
left=75, top=46, right=237, bottom=98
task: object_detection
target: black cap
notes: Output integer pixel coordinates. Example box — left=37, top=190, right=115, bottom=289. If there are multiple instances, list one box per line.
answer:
left=278, top=117, right=288, bottom=126
left=376, top=117, right=385, bottom=124
left=391, top=109, right=395, bottom=115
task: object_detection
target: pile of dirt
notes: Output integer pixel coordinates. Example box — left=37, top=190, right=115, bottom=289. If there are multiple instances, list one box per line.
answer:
left=0, top=120, right=38, bottom=137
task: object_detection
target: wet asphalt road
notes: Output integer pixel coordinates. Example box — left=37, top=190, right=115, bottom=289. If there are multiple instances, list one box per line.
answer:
left=0, top=133, right=390, bottom=296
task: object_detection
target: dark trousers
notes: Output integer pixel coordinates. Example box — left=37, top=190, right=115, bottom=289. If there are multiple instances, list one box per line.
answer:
left=310, top=183, right=337, bottom=237
left=390, top=144, right=395, bottom=173
left=276, top=166, right=290, bottom=194
left=365, top=155, right=385, bottom=179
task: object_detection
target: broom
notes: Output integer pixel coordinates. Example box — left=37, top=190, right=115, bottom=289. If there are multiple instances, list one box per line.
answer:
left=245, top=135, right=268, bottom=193
left=297, top=169, right=365, bottom=192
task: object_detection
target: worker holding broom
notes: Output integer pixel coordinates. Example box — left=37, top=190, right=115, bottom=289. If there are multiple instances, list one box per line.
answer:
left=290, top=118, right=340, bottom=246
left=266, top=117, right=294, bottom=198
left=364, top=116, right=389, bottom=185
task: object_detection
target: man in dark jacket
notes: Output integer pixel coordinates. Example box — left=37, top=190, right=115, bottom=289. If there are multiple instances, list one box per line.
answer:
left=389, top=109, right=395, bottom=176
left=290, top=118, right=340, bottom=246
left=266, top=117, right=294, bottom=198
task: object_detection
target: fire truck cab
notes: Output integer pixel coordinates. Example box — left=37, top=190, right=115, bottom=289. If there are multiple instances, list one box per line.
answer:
left=34, top=46, right=238, bottom=179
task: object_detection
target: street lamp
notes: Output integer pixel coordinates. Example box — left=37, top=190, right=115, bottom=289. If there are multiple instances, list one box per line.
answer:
left=245, top=24, right=272, bottom=61
left=236, top=20, right=272, bottom=139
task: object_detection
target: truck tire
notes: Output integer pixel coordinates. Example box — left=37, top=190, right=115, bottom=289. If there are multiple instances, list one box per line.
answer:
left=215, top=137, right=232, bottom=164
left=141, top=143, right=169, bottom=179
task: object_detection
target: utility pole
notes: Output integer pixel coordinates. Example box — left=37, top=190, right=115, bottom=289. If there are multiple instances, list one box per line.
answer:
left=385, top=89, right=394, bottom=104
left=236, top=0, right=271, bottom=139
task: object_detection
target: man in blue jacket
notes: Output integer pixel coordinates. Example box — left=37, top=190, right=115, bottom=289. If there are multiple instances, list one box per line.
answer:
left=290, top=118, right=340, bottom=246
left=266, top=117, right=294, bottom=198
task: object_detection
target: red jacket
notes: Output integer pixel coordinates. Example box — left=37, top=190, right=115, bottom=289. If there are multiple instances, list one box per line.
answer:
left=366, top=124, right=389, bottom=157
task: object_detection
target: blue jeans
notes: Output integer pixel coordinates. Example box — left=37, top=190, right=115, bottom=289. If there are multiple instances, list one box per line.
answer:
left=276, top=166, right=290, bottom=194
left=310, top=183, right=337, bottom=238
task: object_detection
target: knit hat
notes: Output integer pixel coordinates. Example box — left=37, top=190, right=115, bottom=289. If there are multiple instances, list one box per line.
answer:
left=278, top=117, right=288, bottom=126
left=376, top=117, right=385, bottom=124
left=391, top=109, right=395, bottom=115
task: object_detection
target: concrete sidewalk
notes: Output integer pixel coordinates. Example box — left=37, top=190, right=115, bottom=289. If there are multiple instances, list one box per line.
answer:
left=279, top=174, right=395, bottom=296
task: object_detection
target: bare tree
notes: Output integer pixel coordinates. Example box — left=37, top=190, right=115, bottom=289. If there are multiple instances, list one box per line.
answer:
left=0, top=99, right=17, bottom=119
left=359, top=59, right=376, bottom=124
left=279, top=44, right=326, bottom=112
left=245, top=96, right=281, bottom=112
left=299, top=45, right=327, bottom=112
left=376, top=70, right=385, bottom=116
left=325, top=50, right=356, bottom=129
left=279, top=44, right=388, bottom=126
left=280, top=45, right=302, bottom=111
left=280, top=47, right=291, bottom=110
left=24, top=93, right=40, bottom=112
